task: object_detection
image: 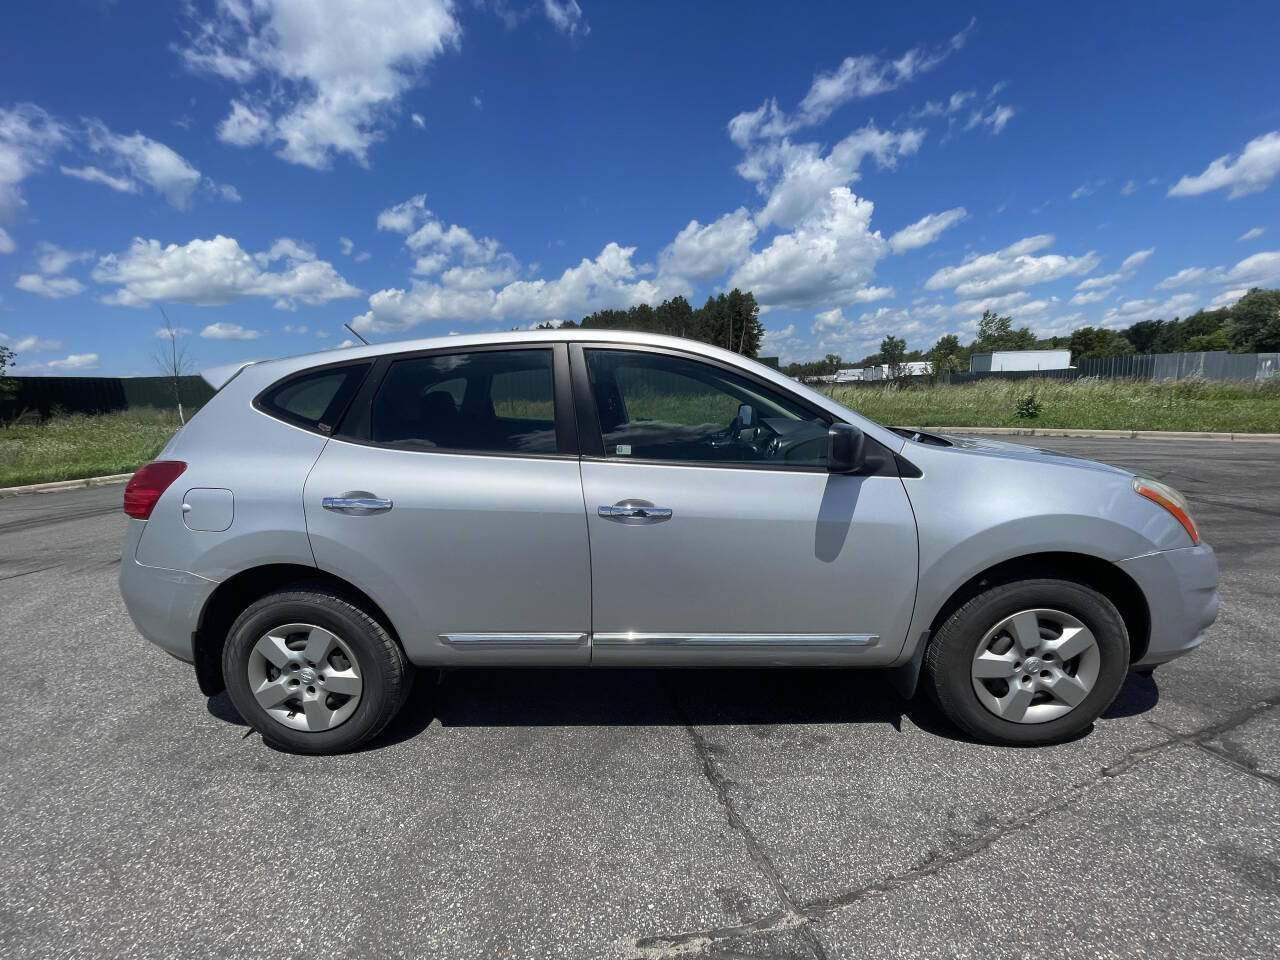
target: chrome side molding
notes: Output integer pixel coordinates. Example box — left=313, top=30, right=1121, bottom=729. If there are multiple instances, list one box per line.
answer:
left=440, top=633, right=588, bottom=647
left=591, top=633, right=879, bottom=647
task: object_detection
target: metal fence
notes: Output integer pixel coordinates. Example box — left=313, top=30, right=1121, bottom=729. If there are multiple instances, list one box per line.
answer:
left=1077, top=351, right=1279, bottom=381
left=0, top=374, right=215, bottom=420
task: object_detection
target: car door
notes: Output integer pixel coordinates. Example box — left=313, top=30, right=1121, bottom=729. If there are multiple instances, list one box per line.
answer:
left=304, top=343, right=592, bottom=665
left=572, top=344, right=919, bottom=666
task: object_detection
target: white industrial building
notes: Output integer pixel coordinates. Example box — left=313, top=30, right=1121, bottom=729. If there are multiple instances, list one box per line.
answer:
left=969, top=349, right=1072, bottom=373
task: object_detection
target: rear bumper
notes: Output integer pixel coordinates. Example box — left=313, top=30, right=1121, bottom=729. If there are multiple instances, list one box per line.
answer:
left=118, top=519, right=218, bottom=663
left=1117, top=543, right=1218, bottom=669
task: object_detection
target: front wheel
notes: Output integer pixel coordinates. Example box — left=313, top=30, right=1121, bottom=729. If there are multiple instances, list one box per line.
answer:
left=223, top=585, right=412, bottom=754
left=923, top=578, right=1130, bottom=745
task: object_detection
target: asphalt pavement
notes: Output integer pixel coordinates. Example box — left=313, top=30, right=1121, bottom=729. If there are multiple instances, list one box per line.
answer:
left=1, top=436, right=1277, bottom=959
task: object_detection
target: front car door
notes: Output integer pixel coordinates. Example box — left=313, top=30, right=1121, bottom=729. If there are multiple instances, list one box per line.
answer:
left=571, top=344, right=919, bottom=665
left=304, top=343, right=592, bottom=665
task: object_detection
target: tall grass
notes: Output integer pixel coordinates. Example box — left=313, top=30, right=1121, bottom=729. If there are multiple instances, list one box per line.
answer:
left=0, top=407, right=182, bottom=488
left=828, top=377, right=1280, bottom=433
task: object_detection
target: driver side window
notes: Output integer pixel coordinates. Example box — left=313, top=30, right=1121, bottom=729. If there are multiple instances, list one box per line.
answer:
left=583, top=349, right=829, bottom=467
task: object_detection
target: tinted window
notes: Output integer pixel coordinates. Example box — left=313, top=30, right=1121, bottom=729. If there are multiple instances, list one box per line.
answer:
left=258, top=363, right=369, bottom=434
left=371, top=349, right=558, bottom=454
left=584, top=349, right=829, bottom=467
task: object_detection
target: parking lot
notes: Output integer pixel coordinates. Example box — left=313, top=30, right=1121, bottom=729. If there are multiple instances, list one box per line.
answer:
left=1, top=435, right=1278, bottom=959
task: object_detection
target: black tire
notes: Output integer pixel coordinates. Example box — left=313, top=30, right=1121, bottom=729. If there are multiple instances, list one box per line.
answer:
left=223, top=584, right=412, bottom=754
left=923, top=578, right=1130, bottom=746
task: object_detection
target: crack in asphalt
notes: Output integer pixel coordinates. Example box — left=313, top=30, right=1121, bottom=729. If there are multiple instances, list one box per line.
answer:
left=645, top=686, right=829, bottom=960
left=1145, top=714, right=1280, bottom=790
left=624, top=692, right=1280, bottom=958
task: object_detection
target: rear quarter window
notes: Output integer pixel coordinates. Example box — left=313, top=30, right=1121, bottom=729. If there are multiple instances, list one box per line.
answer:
left=256, top=363, right=370, bottom=434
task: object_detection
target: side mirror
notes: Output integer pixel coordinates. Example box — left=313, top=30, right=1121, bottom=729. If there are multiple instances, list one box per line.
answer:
left=827, top=423, right=865, bottom=473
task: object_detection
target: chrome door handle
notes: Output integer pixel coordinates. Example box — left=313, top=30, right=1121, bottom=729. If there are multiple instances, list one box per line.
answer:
left=322, top=496, right=393, bottom=515
left=598, top=500, right=672, bottom=524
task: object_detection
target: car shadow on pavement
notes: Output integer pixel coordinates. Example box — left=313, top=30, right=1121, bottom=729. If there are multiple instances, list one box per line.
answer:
left=206, top=666, right=1161, bottom=751
left=377, top=668, right=959, bottom=748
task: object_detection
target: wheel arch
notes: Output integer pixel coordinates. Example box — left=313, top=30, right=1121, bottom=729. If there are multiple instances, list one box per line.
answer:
left=919, top=551, right=1151, bottom=666
left=192, top=563, right=401, bottom=697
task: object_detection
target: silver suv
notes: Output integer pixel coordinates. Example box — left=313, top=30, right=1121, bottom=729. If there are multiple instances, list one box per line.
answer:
left=119, top=330, right=1218, bottom=753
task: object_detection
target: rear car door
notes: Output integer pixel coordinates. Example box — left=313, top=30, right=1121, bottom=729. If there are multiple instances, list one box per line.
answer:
left=304, top=343, right=592, bottom=665
left=572, top=344, right=919, bottom=665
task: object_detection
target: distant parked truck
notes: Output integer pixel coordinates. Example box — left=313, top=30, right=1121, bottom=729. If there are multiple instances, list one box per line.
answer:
left=970, top=349, right=1072, bottom=373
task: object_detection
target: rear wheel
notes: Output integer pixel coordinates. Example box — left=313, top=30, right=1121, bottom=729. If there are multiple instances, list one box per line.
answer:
left=924, top=578, right=1130, bottom=745
left=223, top=585, right=411, bottom=754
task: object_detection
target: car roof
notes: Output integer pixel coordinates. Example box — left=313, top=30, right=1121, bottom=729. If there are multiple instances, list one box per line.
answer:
left=203, top=329, right=753, bottom=388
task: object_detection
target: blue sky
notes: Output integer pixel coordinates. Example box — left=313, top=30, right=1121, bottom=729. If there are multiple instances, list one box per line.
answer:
left=1, top=0, right=1278, bottom=374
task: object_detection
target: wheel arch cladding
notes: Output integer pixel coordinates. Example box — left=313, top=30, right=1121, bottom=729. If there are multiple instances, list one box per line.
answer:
left=921, top=551, right=1151, bottom=665
left=192, top=564, right=401, bottom=696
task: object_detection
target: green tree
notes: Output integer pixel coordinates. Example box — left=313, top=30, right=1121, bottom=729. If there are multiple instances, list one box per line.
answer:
left=0, top=344, right=15, bottom=400
left=1067, top=326, right=1134, bottom=364
left=1225, top=288, right=1280, bottom=352
left=824, top=353, right=842, bottom=375
left=880, top=335, right=907, bottom=379
left=928, top=333, right=966, bottom=377
left=974, top=310, right=1037, bottom=351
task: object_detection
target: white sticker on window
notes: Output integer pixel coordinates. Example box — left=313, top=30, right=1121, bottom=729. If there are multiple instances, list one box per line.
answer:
left=615, top=444, right=632, bottom=456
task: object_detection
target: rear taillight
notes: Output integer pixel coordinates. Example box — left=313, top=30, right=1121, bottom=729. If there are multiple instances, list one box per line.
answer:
left=123, top=461, right=187, bottom=520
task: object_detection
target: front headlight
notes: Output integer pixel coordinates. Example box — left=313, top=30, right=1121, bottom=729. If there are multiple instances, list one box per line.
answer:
left=1132, top=477, right=1200, bottom=545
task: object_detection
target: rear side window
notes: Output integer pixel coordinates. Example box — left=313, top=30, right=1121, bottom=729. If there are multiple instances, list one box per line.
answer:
left=257, top=363, right=369, bottom=434
left=370, top=349, right=557, bottom=455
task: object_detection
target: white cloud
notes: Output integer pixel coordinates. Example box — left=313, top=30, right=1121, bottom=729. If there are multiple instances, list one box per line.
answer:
left=0, top=103, right=67, bottom=217
left=915, top=90, right=975, bottom=118
left=1168, top=131, right=1280, bottom=199
left=354, top=242, right=661, bottom=333
left=657, top=208, right=758, bottom=289
left=283, top=323, right=309, bottom=334
left=965, top=104, right=1016, bottom=135
left=1120, top=179, right=1138, bottom=196
left=1240, top=226, right=1265, bottom=241
left=746, top=125, right=925, bottom=229
left=0, top=331, right=61, bottom=352
left=46, top=353, right=98, bottom=371
left=15, top=274, right=85, bottom=298
left=339, top=236, right=355, bottom=255
left=35, top=242, right=92, bottom=276
left=183, top=0, right=463, bottom=169
left=729, top=20, right=973, bottom=147
left=214, top=182, right=241, bottom=203
left=1070, top=287, right=1111, bottom=305
left=1074, top=247, right=1154, bottom=291
left=543, top=0, right=588, bottom=36
left=81, top=121, right=204, bottom=209
left=59, top=164, right=139, bottom=193
left=1070, top=179, right=1106, bottom=200
left=153, top=326, right=192, bottom=338
left=888, top=206, right=967, bottom=253
left=1208, top=288, right=1248, bottom=310
left=926, top=234, right=1099, bottom=299
left=411, top=112, right=426, bottom=128
left=1154, top=250, right=1280, bottom=290
left=376, top=193, right=514, bottom=277
left=92, top=235, right=361, bottom=308
left=731, top=187, right=889, bottom=310
left=200, top=322, right=262, bottom=341
left=217, top=100, right=272, bottom=146
left=0, top=227, right=13, bottom=254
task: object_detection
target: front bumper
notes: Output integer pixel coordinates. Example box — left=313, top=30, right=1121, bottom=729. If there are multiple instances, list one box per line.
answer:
left=1117, top=543, right=1218, bottom=669
left=118, top=519, right=218, bottom=663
